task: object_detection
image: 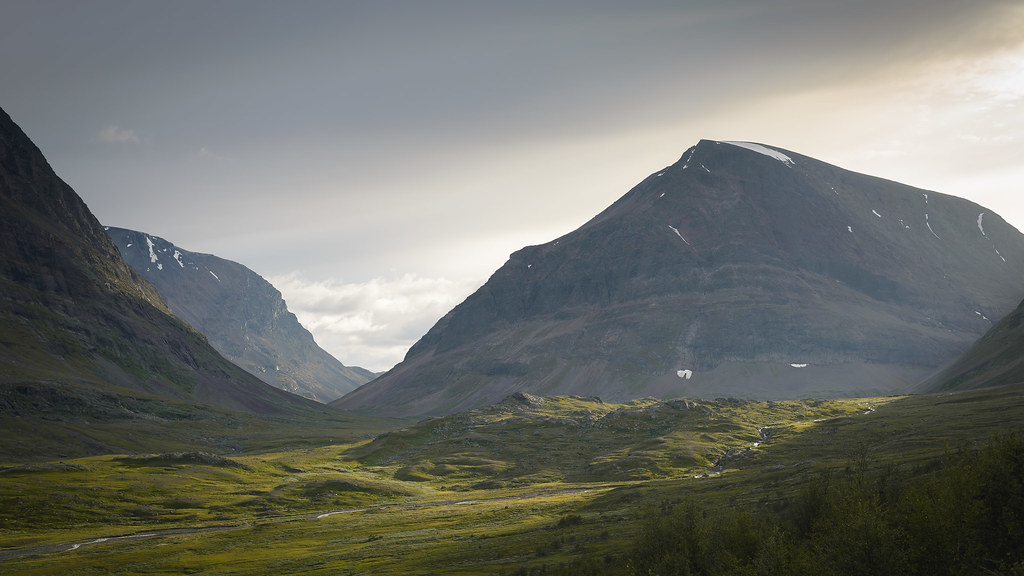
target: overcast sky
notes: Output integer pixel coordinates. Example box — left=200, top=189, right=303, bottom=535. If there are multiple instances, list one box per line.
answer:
left=3, top=1, right=1023, bottom=372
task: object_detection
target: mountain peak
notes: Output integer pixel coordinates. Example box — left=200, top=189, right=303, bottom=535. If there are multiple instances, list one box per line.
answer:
left=335, top=142, right=1024, bottom=417
left=715, top=140, right=796, bottom=166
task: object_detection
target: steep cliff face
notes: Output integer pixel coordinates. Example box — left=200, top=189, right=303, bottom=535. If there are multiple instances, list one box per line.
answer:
left=0, top=106, right=320, bottom=417
left=335, top=140, right=1024, bottom=417
left=106, top=227, right=374, bottom=402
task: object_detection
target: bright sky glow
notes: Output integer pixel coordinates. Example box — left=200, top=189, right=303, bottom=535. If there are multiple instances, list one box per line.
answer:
left=2, top=1, right=1023, bottom=372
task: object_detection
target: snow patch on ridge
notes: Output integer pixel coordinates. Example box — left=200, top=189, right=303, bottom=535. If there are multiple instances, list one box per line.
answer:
left=677, top=369, right=693, bottom=380
left=978, top=212, right=1007, bottom=262
left=719, top=141, right=795, bottom=166
left=145, top=236, right=158, bottom=264
left=145, top=236, right=163, bottom=270
left=872, top=210, right=882, bottom=218
left=173, top=250, right=185, bottom=268
left=682, top=148, right=696, bottom=170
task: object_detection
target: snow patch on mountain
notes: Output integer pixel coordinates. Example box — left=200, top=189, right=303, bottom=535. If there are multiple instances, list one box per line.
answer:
left=668, top=225, right=691, bottom=245
left=925, top=214, right=941, bottom=239
left=978, top=213, right=1007, bottom=262
left=682, top=148, right=696, bottom=170
left=145, top=236, right=158, bottom=264
left=719, top=141, right=795, bottom=166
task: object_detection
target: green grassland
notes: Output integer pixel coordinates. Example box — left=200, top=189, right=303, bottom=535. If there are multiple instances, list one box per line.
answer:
left=1, top=385, right=1023, bottom=574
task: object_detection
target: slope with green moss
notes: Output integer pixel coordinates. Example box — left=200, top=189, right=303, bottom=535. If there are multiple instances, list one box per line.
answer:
left=2, top=383, right=1022, bottom=574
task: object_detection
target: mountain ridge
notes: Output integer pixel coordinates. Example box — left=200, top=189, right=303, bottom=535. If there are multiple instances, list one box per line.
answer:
left=334, top=139, right=1024, bottom=417
left=0, top=105, right=326, bottom=449
left=105, top=227, right=374, bottom=402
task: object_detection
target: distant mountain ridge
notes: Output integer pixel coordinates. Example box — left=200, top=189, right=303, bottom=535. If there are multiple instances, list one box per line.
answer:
left=334, top=140, right=1024, bottom=417
left=106, top=227, right=374, bottom=402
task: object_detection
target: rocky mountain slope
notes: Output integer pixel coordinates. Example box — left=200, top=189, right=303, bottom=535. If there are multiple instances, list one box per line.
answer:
left=334, top=140, right=1024, bottom=417
left=0, top=106, right=323, bottom=423
left=920, top=295, right=1024, bottom=392
left=105, top=227, right=374, bottom=402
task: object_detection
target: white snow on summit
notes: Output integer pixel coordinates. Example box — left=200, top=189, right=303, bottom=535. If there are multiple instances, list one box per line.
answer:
left=719, top=141, right=795, bottom=166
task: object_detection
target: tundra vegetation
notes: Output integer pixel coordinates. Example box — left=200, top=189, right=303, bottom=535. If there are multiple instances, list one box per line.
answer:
left=1, top=385, right=1023, bottom=574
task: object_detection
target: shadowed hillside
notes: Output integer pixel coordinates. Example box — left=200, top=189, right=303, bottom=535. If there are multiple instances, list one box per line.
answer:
left=336, top=140, right=1024, bottom=417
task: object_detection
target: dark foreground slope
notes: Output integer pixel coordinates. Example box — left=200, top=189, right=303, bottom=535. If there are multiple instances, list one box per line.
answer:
left=106, top=227, right=374, bottom=402
left=0, top=106, right=345, bottom=460
left=336, top=140, right=1024, bottom=417
left=920, top=295, right=1024, bottom=392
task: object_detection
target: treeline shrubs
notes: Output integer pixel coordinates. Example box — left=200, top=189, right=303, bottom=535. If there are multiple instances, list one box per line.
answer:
left=628, top=434, right=1024, bottom=575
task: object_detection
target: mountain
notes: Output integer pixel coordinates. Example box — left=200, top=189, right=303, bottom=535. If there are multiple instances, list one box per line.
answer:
left=920, top=295, right=1024, bottom=392
left=0, top=105, right=324, bottom=439
left=105, top=227, right=374, bottom=402
left=334, top=140, right=1024, bottom=417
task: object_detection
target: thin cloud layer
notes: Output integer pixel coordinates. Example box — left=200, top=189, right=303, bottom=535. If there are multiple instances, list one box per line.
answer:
left=97, top=125, right=140, bottom=145
left=270, top=272, right=482, bottom=372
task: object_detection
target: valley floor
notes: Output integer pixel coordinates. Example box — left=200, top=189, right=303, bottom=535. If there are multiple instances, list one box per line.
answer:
left=2, top=385, right=1023, bottom=574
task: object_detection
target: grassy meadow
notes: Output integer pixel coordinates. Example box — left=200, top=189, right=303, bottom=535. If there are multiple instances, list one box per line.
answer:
left=2, top=385, right=1023, bottom=574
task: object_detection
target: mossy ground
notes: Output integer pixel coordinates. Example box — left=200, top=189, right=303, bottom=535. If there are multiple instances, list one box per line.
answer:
left=1, top=385, right=1022, bottom=574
